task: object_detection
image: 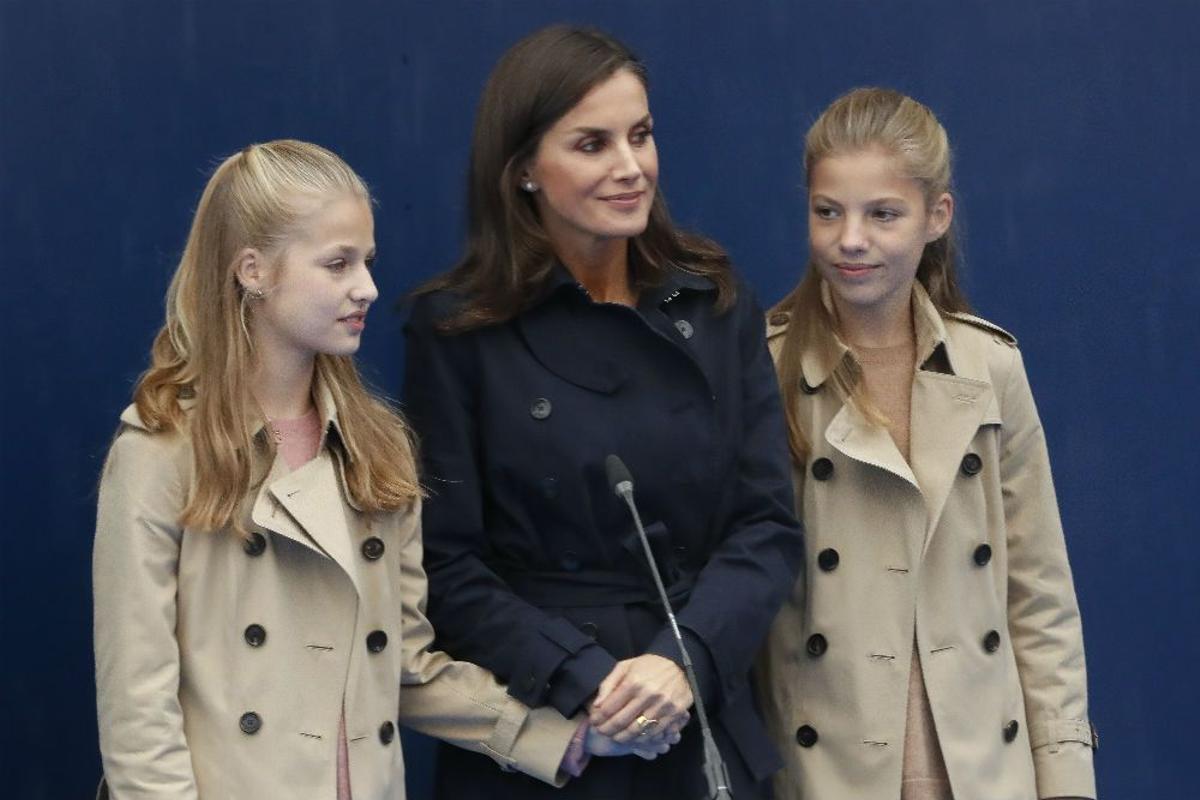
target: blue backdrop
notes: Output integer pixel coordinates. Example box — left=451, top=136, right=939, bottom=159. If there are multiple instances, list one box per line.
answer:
left=2, top=1, right=1196, bottom=796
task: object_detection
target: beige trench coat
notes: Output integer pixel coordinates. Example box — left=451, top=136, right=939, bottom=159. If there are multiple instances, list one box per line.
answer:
left=93, top=386, right=577, bottom=800
left=756, top=285, right=1097, bottom=800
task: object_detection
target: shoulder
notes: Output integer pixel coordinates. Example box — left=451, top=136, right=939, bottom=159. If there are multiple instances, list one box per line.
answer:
left=402, top=289, right=469, bottom=333
left=104, top=405, right=192, bottom=486
left=942, top=312, right=1026, bottom=390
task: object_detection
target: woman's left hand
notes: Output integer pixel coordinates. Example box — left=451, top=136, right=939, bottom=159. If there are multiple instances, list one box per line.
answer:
left=589, top=654, right=693, bottom=743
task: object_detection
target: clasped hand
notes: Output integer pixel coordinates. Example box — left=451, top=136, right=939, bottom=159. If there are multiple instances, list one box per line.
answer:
left=588, top=653, right=693, bottom=753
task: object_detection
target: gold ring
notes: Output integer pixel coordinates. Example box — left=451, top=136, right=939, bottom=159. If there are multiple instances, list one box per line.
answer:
left=636, top=714, right=658, bottom=732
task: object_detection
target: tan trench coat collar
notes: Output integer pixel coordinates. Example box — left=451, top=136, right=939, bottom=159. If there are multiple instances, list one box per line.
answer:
left=118, top=373, right=368, bottom=593
left=788, top=282, right=1010, bottom=545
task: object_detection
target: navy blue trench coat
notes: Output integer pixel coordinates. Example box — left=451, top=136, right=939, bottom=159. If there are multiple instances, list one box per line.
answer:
left=401, top=265, right=804, bottom=800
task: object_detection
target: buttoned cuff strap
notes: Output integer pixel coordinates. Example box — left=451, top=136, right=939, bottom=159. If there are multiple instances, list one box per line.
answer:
left=1030, top=719, right=1098, bottom=752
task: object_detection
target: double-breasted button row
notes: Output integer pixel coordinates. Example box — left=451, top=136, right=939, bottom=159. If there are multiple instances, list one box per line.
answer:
left=795, top=724, right=818, bottom=747
left=960, top=453, right=983, bottom=476
left=1003, top=719, right=1020, bottom=743
left=973, top=543, right=993, bottom=566
left=560, top=550, right=581, bottom=572
left=806, top=633, right=828, bottom=657
left=379, top=721, right=395, bottom=745
left=811, top=458, right=834, bottom=481
left=243, top=532, right=267, bottom=557
left=983, top=629, right=1001, bottom=653
left=579, top=622, right=599, bottom=639
left=800, top=378, right=820, bottom=395
left=530, top=398, right=552, bottom=420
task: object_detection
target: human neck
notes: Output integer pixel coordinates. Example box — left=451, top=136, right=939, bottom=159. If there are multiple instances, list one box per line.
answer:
left=835, top=292, right=914, bottom=349
left=251, top=347, right=316, bottom=421
left=557, top=237, right=636, bottom=306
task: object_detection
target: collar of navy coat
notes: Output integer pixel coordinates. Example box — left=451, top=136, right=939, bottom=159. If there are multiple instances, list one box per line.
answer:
left=516, top=262, right=717, bottom=395
left=770, top=281, right=1012, bottom=544
left=118, top=373, right=371, bottom=594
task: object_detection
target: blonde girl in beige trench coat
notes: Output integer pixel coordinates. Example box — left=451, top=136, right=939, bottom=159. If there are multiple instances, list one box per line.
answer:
left=93, top=141, right=673, bottom=800
left=755, top=89, right=1097, bottom=800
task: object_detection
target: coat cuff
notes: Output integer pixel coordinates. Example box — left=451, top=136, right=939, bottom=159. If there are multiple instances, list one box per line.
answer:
left=1031, top=719, right=1097, bottom=799
left=505, top=705, right=582, bottom=787
left=544, top=644, right=617, bottom=716
left=645, top=626, right=719, bottom=709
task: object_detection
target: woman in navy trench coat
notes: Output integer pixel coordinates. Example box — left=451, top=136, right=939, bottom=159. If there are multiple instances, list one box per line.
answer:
left=402, top=26, right=803, bottom=799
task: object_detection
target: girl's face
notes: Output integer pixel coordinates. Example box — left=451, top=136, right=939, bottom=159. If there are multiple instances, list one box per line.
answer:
left=246, top=192, right=378, bottom=365
left=525, top=68, right=658, bottom=259
left=808, top=146, right=951, bottom=327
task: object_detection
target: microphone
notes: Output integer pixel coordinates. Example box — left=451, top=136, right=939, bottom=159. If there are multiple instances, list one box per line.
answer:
left=604, top=454, right=733, bottom=800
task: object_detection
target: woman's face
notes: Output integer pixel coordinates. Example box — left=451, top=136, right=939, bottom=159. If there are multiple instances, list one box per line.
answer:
left=246, top=191, right=379, bottom=365
left=808, top=145, right=951, bottom=326
left=525, top=68, right=658, bottom=258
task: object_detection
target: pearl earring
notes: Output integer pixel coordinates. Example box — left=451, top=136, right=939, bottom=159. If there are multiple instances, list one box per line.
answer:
left=521, top=178, right=538, bottom=192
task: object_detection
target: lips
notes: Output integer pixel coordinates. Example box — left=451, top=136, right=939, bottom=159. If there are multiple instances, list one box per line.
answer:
left=835, top=262, right=878, bottom=277
left=599, top=190, right=645, bottom=206
left=339, top=311, right=367, bottom=331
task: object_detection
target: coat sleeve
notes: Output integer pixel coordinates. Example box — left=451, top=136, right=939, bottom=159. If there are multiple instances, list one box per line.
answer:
left=394, top=500, right=578, bottom=786
left=644, top=287, right=805, bottom=708
left=402, top=298, right=618, bottom=717
left=93, top=428, right=199, bottom=800
left=999, top=347, right=1097, bottom=799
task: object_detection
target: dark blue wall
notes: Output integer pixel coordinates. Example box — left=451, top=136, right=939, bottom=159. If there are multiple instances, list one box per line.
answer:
left=2, top=1, right=1196, bottom=796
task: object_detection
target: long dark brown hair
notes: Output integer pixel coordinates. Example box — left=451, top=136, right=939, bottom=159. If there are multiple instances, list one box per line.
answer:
left=773, top=88, right=972, bottom=464
left=419, top=25, right=734, bottom=331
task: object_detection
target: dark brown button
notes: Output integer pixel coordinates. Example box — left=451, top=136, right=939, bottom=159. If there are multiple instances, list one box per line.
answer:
left=366, top=630, right=388, bottom=653
left=817, top=548, right=840, bottom=572
left=801, top=378, right=820, bottom=395
left=361, top=537, right=385, bottom=561
left=983, top=629, right=1001, bottom=653
left=379, top=720, right=395, bottom=744
left=806, top=633, right=828, bottom=657
left=243, top=624, right=266, bottom=647
left=243, top=532, right=267, bottom=557
left=811, top=458, right=834, bottom=481
left=973, top=543, right=993, bottom=566
left=795, top=725, right=818, bottom=747
left=1003, top=719, right=1020, bottom=743
left=769, top=311, right=790, bottom=327
left=960, top=453, right=983, bottom=476
left=530, top=398, right=552, bottom=420
left=239, top=712, right=262, bottom=735
left=580, top=622, right=598, bottom=639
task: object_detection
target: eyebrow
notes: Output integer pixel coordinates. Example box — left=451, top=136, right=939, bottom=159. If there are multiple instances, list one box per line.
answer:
left=321, top=244, right=375, bottom=258
left=810, top=194, right=911, bottom=206
left=568, top=114, right=653, bottom=135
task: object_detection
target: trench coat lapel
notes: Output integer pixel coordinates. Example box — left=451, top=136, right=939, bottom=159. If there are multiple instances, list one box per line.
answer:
left=517, top=292, right=628, bottom=394
left=824, top=402, right=919, bottom=489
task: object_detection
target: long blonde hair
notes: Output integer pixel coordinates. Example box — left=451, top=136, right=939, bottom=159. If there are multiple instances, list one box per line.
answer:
left=774, top=87, right=972, bottom=464
left=133, top=140, right=421, bottom=534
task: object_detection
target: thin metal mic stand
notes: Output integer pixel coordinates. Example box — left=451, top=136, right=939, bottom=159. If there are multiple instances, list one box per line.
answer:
left=605, top=454, right=733, bottom=800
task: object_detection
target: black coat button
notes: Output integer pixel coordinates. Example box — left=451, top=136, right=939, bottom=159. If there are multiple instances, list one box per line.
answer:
left=983, top=629, right=1001, bottom=653
left=811, top=458, right=834, bottom=481
left=239, top=712, right=262, bottom=735
left=530, top=398, right=552, bottom=420
left=1003, top=719, right=1020, bottom=743
left=580, top=622, right=598, bottom=639
left=973, top=543, right=993, bottom=566
left=817, top=548, right=840, bottom=572
left=243, top=532, right=267, bottom=557
left=961, top=453, right=983, bottom=476
left=674, top=319, right=694, bottom=339
left=243, top=624, right=266, bottom=647
left=361, top=537, right=385, bottom=561
left=806, top=633, right=828, bottom=657
left=560, top=550, right=582, bottom=572
left=795, top=725, right=818, bottom=747
left=379, top=720, right=395, bottom=745
left=801, top=378, right=820, bottom=395
left=366, top=630, right=388, bottom=653
left=541, top=476, right=559, bottom=499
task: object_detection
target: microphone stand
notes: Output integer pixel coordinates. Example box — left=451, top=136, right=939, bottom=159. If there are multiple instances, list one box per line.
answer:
left=607, top=455, right=733, bottom=800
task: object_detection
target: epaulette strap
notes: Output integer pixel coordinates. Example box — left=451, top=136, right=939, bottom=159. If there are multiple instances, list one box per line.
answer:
left=946, top=311, right=1017, bottom=347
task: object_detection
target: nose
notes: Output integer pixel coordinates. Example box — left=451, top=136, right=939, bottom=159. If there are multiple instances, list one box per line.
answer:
left=837, top=216, right=868, bottom=254
left=351, top=264, right=379, bottom=306
left=610, top=141, right=643, bottom=184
